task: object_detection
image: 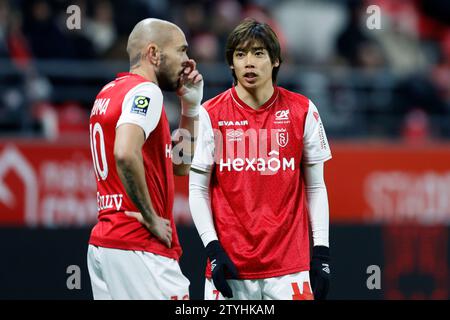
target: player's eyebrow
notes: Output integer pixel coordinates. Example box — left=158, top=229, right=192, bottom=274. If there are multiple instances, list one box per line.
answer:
left=235, top=46, right=266, bottom=52
left=251, top=47, right=265, bottom=51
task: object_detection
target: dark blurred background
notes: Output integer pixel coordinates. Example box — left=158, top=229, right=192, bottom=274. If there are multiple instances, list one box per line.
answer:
left=0, top=0, right=449, bottom=299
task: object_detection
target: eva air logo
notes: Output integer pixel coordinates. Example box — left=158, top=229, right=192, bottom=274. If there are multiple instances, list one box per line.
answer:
left=131, top=96, right=150, bottom=115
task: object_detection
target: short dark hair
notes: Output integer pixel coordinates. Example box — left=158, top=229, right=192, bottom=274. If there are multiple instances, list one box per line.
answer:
left=225, top=19, right=282, bottom=83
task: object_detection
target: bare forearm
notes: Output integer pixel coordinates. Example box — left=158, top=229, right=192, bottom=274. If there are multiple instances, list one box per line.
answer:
left=116, top=152, right=157, bottom=224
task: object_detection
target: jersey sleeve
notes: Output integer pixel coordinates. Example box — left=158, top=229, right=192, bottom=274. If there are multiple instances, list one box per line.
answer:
left=191, top=106, right=215, bottom=173
left=116, top=82, right=163, bottom=140
left=303, top=100, right=332, bottom=164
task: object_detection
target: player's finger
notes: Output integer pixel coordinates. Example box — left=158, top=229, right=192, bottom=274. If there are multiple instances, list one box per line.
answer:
left=124, top=211, right=142, bottom=222
left=193, top=73, right=203, bottom=84
left=183, top=59, right=195, bottom=74
left=187, top=70, right=199, bottom=81
left=159, top=234, right=170, bottom=248
left=124, top=210, right=139, bottom=217
left=187, top=59, right=197, bottom=71
left=179, top=74, right=187, bottom=87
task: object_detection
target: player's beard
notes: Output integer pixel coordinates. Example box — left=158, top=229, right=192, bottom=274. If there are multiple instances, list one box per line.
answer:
left=156, top=54, right=179, bottom=91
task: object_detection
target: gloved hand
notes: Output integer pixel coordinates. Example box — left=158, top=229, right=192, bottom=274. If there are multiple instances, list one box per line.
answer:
left=177, top=59, right=203, bottom=117
left=310, top=246, right=331, bottom=300
left=205, top=240, right=238, bottom=298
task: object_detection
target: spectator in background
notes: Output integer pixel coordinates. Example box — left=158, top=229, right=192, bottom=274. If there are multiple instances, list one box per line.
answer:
left=333, top=1, right=389, bottom=137
left=60, top=0, right=96, bottom=60
left=0, top=0, right=54, bottom=136
left=372, top=0, right=428, bottom=77
left=335, top=1, right=385, bottom=68
left=190, top=32, right=219, bottom=63
left=210, top=0, right=243, bottom=60
left=430, top=33, right=450, bottom=137
left=82, top=0, right=117, bottom=57
left=0, top=0, right=9, bottom=58
left=22, top=0, right=72, bottom=59
left=241, top=3, right=289, bottom=61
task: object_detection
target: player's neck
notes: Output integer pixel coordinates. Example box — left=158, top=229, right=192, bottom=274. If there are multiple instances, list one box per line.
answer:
left=129, top=66, right=158, bottom=85
left=235, top=81, right=274, bottom=110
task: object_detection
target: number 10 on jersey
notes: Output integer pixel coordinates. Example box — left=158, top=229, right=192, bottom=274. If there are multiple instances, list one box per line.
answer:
left=90, top=122, right=108, bottom=181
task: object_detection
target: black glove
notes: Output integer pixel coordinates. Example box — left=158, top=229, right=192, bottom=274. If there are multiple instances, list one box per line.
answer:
left=205, top=240, right=238, bottom=298
left=310, top=246, right=331, bottom=300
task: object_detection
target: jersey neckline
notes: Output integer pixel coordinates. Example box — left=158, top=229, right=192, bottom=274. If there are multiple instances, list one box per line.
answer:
left=116, top=72, right=148, bottom=82
left=230, top=85, right=279, bottom=113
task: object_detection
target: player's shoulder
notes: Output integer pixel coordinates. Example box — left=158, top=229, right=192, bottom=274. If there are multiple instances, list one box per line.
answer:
left=113, top=74, right=162, bottom=97
left=126, top=80, right=162, bottom=97
left=202, top=89, right=232, bottom=114
left=277, top=86, right=311, bottom=111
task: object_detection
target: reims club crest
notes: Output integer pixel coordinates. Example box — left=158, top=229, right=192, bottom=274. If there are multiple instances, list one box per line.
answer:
left=276, top=129, right=289, bottom=147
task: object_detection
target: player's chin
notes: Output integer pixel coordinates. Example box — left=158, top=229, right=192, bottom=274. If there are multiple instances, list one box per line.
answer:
left=239, top=78, right=258, bottom=88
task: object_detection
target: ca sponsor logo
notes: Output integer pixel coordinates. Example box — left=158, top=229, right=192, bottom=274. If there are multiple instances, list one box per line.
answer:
left=275, top=110, right=289, bottom=121
left=276, top=129, right=289, bottom=148
left=274, top=110, right=290, bottom=124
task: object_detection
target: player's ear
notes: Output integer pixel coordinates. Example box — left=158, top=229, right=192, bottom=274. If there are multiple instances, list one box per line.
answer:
left=146, top=43, right=160, bottom=66
left=273, top=59, right=280, bottom=68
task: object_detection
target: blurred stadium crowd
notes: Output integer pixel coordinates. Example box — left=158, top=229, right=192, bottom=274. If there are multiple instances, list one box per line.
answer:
left=1, top=0, right=450, bottom=140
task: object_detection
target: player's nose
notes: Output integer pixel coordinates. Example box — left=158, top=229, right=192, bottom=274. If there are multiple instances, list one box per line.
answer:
left=245, top=52, right=255, bottom=67
left=182, top=52, right=189, bottom=64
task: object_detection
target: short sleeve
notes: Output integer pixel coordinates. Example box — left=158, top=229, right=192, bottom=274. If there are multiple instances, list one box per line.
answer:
left=303, top=100, right=332, bottom=164
left=191, top=106, right=215, bottom=172
left=116, top=82, right=163, bottom=139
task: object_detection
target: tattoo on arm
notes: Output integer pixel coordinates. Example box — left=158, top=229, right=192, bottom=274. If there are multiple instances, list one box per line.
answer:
left=121, top=164, right=153, bottom=219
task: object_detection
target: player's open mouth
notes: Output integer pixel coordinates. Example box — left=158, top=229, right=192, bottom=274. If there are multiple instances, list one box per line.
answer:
left=243, top=72, right=257, bottom=81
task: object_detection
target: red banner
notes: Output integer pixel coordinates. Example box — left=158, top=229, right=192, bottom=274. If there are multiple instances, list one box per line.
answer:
left=326, top=142, right=450, bottom=224
left=1, top=140, right=449, bottom=226
left=0, top=140, right=96, bottom=226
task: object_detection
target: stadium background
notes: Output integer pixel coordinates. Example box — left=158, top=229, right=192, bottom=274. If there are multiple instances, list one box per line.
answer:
left=0, top=0, right=449, bottom=299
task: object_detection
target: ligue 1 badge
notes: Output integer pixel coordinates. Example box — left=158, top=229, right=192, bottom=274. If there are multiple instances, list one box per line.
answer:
left=131, top=96, right=150, bottom=115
